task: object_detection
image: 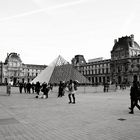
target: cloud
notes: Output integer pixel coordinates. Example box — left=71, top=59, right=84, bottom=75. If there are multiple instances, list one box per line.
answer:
left=0, top=0, right=86, bottom=21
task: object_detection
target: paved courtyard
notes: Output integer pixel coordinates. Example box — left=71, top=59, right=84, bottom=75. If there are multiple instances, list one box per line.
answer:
left=0, top=86, right=140, bottom=140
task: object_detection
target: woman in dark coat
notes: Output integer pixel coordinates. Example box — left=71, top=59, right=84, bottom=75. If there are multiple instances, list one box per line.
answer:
left=35, top=81, right=41, bottom=95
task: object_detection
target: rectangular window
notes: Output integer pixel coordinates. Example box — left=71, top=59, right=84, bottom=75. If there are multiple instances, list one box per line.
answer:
left=106, top=68, right=108, bottom=74
left=98, top=69, right=100, bottom=74
left=90, top=70, right=92, bottom=75
left=95, top=69, right=97, bottom=74
left=102, top=69, right=104, bottom=74
left=100, top=69, right=102, bottom=74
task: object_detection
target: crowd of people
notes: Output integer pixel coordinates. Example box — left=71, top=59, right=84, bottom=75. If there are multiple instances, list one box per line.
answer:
left=7, top=76, right=140, bottom=112
left=18, top=81, right=53, bottom=98
left=17, top=80, right=78, bottom=103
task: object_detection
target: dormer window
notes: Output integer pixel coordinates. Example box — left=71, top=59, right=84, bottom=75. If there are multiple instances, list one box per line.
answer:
left=9, top=62, right=12, bottom=66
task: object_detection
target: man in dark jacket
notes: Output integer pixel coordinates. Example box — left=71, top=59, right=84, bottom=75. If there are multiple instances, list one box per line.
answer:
left=35, top=81, right=41, bottom=95
left=129, top=77, right=140, bottom=114
left=26, top=82, right=31, bottom=94
left=19, top=82, right=23, bottom=93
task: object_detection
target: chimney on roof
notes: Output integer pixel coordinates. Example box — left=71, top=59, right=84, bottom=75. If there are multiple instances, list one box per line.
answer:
left=130, top=34, right=134, bottom=46
left=130, top=34, right=134, bottom=39
left=114, top=39, right=117, bottom=44
left=130, top=34, right=134, bottom=40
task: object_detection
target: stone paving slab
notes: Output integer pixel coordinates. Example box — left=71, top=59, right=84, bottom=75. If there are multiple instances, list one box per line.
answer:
left=0, top=86, right=140, bottom=140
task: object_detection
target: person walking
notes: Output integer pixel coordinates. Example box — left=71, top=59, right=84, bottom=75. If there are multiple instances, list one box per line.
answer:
left=129, top=76, right=140, bottom=114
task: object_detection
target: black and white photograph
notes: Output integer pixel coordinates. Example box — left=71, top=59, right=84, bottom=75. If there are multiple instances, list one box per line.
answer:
left=0, top=0, right=140, bottom=139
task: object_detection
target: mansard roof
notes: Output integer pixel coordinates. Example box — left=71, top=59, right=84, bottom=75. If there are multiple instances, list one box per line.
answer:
left=4, top=52, right=22, bottom=64
left=111, top=35, right=140, bottom=52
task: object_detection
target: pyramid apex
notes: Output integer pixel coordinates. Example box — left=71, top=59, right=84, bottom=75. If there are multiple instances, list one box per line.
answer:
left=55, top=55, right=69, bottom=66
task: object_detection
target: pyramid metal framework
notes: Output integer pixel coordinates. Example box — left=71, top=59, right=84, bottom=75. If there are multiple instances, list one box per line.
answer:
left=55, top=55, right=69, bottom=66
left=31, top=55, right=90, bottom=84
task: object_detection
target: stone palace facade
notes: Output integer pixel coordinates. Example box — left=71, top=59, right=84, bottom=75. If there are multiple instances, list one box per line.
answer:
left=0, top=53, right=46, bottom=85
left=72, top=34, right=140, bottom=85
left=0, top=34, right=140, bottom=85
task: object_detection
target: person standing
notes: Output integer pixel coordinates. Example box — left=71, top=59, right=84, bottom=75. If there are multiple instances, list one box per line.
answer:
left=67, top=80, right=77, bottom=104
left=103, top=82, right=106, bottom=92
left=31, top=82, right=35, bottom=93
left=35, top=81, right=41, bottom=95
left=19, top=82, right=23, bottom=94
left=58, top=81, right=63, bottom=97
left=26, top=82, right=31, bottom=94
left=58, top=81, right=65, bottom=97
left=23, top=82, right=27, bottom=93
left=7, top=82, right=11, bottom=96
left=106, top=81, right=109, bottom=92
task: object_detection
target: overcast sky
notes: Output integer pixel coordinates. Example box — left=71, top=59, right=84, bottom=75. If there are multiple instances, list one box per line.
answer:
left=0, top=0, right=140, bottom=65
